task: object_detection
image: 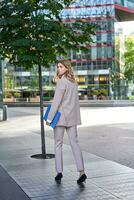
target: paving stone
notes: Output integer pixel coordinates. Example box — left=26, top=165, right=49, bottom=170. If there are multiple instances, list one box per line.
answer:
left=92, top=173, right=134, bottom=200
left=29, top=181, right=120, bottom=200
left=0, top=165, right=30, bottom=200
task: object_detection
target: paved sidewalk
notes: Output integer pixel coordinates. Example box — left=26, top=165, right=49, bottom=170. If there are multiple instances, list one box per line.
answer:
left=0, top=117, right=134, bottom=200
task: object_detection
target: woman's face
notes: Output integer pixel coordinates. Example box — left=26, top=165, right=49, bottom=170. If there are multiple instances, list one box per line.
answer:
left=57, top=62, right=68, bottom=76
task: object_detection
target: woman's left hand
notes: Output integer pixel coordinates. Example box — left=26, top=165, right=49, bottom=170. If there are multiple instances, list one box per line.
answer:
left=46, top=121, right=50, bottom=126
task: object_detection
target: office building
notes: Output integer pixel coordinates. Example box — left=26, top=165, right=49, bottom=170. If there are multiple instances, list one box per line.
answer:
left=3, top=0, right=134, bottom=101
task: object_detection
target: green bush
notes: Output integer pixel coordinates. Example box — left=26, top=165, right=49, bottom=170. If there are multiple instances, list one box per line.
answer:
left=129, top=95, right=134, bottom=100
left=90, top=89, right=108, bottom=96
left=43, top=96, right=52, bottom=101
left=4, top=92, right=12, bottom=98
left=14, top=92, right=21, bottom=98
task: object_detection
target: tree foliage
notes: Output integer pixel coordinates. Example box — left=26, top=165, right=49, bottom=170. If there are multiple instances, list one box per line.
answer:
left=124, top=36, right=134, bottom=81
left=0, top=0, right=96, bottom=68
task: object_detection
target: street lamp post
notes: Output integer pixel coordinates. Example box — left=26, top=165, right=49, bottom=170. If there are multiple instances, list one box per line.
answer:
left=0, top=60, right=7, bottom=121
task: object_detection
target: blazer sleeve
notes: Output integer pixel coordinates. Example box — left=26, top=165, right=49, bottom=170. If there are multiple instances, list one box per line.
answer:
left=47, top=78, right=66, bottom=122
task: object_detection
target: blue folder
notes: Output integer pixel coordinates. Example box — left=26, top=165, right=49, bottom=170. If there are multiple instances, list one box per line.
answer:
left=43, top=104, right=61, bottom=128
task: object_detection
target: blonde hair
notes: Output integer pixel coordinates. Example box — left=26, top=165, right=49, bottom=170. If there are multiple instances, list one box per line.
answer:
left=55, top=60, right=76, bottom=83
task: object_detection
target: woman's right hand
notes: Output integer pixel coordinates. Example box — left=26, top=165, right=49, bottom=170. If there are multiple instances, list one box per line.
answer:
left=53, top=75, right=60, bottom=83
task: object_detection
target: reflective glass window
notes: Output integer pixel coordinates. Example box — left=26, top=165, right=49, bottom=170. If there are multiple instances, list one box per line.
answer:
left=97, top=47, right=102, bottom=58
left=107, top=46, right=113, bottom=58
left=101, top=34, right=107, bottom=42
left=60, top=6, right=114, bottom=19
left=91, top=47, right=97, bottom=59
left=71, top=0, right=114, bottom=6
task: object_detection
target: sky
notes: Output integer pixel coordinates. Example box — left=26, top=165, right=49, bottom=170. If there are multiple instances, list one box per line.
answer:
left=120, top=21, right=134, bottom=35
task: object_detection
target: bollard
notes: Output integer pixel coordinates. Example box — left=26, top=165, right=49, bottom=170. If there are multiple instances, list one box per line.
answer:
left=3, top=105, right=7, bottom=121
left=0, top=109, right=2, bottom=121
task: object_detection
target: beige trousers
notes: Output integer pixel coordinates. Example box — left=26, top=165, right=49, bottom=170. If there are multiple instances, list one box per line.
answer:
left=54, top=126, right=84, bottom=173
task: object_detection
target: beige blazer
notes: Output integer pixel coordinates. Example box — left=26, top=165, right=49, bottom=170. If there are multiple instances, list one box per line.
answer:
left=47, top=75, right=81, bottom=127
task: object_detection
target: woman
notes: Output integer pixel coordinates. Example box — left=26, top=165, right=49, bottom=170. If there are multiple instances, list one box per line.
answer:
left=46, top=60, right=87, bottom=184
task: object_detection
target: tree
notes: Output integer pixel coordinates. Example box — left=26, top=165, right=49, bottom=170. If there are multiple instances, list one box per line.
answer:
left=0, top=0, right=96, bottom=158
left=124, top=36, right=134, bottom=81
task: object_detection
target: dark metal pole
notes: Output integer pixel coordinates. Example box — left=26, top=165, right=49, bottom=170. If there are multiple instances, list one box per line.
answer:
left=31, top=2, right=54, bottom=160
left=38, top=64, right=46, bottom=156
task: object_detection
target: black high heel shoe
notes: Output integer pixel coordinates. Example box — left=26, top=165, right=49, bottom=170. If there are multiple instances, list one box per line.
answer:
left=77, top=174, right=87, bottom=184
left=55, top=173, right=63, bottom=181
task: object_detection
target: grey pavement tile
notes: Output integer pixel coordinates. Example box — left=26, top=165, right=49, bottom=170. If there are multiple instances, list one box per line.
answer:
left=0, top=165, right=30, bottom=200
left=0, top=134, right=40, bottom=149
left=67, top=160, right=134, bottom=178
left=27, top=181, right=120, bottom=200
left=92, top=173, right=134, bottom=200
left=3, top=161, right=126, bottom=200
left=63, top=149, right=106, bottom=164
left=108, top=123, right=134, bottom=131
left=8, top=166, right=73, bottom=186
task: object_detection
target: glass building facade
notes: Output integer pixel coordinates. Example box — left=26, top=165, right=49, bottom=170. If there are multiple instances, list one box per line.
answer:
left=60, top=0, right=134, bottom=99
left=3, top=0, right=134, bottom=102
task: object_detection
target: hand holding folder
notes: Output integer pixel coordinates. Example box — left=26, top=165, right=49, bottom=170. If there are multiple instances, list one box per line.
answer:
left=43, top=104, right=61, bottom=129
